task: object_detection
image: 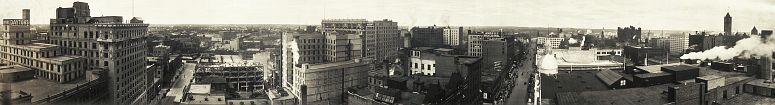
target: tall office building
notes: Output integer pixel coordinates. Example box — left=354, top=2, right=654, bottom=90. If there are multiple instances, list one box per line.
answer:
left=467, top=31, right=502, bottom=57
left=411, top=26, right=444, bottom=48
left=724, top=13, right=732, bottom=35
left=48, top=2, right=149, bottom=104
left=281, top=30, right=368, bottom=104
left=481, top=38, right=515, bottom=76
left=648, top=34, right=687, bottom=56
left=541, top=37, right=564, bottom=49
left=1, top=9, right=87, bottom=83
left=321, top=19, right=401, bottom=62
left=443, top=27, right=465, bottom=46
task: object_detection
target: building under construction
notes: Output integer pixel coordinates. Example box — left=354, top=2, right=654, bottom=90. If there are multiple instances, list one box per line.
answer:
left=194, top=55, right=264, bottom=92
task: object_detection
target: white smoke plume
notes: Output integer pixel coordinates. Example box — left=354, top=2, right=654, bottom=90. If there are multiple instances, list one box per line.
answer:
left=568, top=38, right=578, bottom=44
left=289, top=40, right=300, bottom=63
left=681, top=35, right=775, bottom=60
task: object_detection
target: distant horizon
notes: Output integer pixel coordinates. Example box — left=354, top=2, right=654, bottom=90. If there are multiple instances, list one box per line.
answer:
left=3, top=0, right=773, bottom=32
left=25, top=23, right=729, bottom=33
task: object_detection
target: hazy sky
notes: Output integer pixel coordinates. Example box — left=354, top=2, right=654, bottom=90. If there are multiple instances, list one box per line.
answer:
left=1, top=0, right=773, bottom=31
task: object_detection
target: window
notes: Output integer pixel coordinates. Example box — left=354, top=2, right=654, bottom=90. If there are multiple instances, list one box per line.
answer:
left=620, top=80, right=626, bottom=86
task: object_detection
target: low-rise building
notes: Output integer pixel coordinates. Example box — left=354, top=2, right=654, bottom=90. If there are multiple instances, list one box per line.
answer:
left=267, top=88, right=297, bottom=105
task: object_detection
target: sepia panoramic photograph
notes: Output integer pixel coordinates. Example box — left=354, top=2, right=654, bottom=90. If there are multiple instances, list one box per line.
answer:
left=1, top=0, right=774, bottom=105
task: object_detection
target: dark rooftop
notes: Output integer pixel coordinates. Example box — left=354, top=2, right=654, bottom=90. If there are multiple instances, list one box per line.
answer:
left=633, top=72, right=671, bottom=78
left=661, top=65, right=697, bottom=72
left=457, top=57, right=481, bottom=65
left=0, top=70, right=100, bottom=102
left=541, top=71, right=609, bottom=99
left=556, top=84, right=671, bottom=105
left=723, top=93, right=775, bottom=105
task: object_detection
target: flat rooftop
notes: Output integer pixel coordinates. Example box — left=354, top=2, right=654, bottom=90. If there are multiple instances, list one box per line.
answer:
left=541, top=71, right=609, bottom=99
left=457, top=57, right=481, bottom=65
left=0, top=65, right=32, bottom=73
left=634, top=63, right=683, bottom=73
left=412, top=47, right=435, bottom=52
left=303, top=60, right=366, bottom=72
left=434, top=48, right=454, bottom=52
left=184, top=94, right=226, bottom=105
left=556, top=84, right=671, bottom=105
left=9, top=43, right=60, bottom=50
left=662, top=65, right=697, bottom=72
left=696, top=75, right=723, bottom=81
left=723, top=93, right=775, bottom=105
left=725, top=76, right=752, bottom=85
left=267, top=89, right=295, bottom=100
left=42, top=55, right=83, bottom=62
left=0, top=70, right=99, bottom=102
left=227, top=99, right=269, bottom=105
left=746, top=79, right=775, bottom=89
left=694, top=65, right=746, bottom=77
left=189, top=84, right=211, bottom=94
left=634, top=72, right=671, bottom=78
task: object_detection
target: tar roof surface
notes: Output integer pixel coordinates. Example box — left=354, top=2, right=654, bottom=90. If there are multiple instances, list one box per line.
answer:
left=0, top=70, right=99, bottom=102
left=661, top=65, right=697, bottom=72
left=633, top=72, right=671, bottom=78
left=0, top=65, right=32, bottom=73
left=556, top=84, right=671, bottom=105
left=541, top=71, right=609, bottom=99
left=723, top=93, right=775, bottom=105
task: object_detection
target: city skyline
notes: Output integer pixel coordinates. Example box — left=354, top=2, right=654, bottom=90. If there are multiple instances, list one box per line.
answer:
left=4, top=1, right=775, bottom=105
left=1, top=0, right=774, bottom=31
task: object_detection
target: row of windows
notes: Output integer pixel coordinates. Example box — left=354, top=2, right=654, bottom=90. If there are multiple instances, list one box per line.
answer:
left=299, top=39, right=324, bottom=43
left=0, top=46, right=57, bottom=59
left=597, top=51, right=622, bottom=55
left=0, top=52, right=83, bottom=74
left=412, top=63, right=435, bottom=70
left=36, top=70, right=84, bottom=83
left=51, top=40, right=105, bottom=50
left=50, top=28, right=147, bottom=40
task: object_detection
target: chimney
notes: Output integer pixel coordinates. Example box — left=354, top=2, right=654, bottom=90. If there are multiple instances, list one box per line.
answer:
left=759, top=57, right=772, bottom=80
left=22, top=9, right=30, bottom=20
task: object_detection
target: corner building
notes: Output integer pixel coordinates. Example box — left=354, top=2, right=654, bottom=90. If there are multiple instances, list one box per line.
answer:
left=47, top=2, right=149, bottom=104
left=1, top=9, right=87, bottom=83
left=281, top=30, right=369, bottom=104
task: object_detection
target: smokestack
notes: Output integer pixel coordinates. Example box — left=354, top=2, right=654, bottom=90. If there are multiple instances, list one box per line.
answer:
left=759, top=57, right=772, bottom=80
left=22, top=9, right=29, bottom=20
